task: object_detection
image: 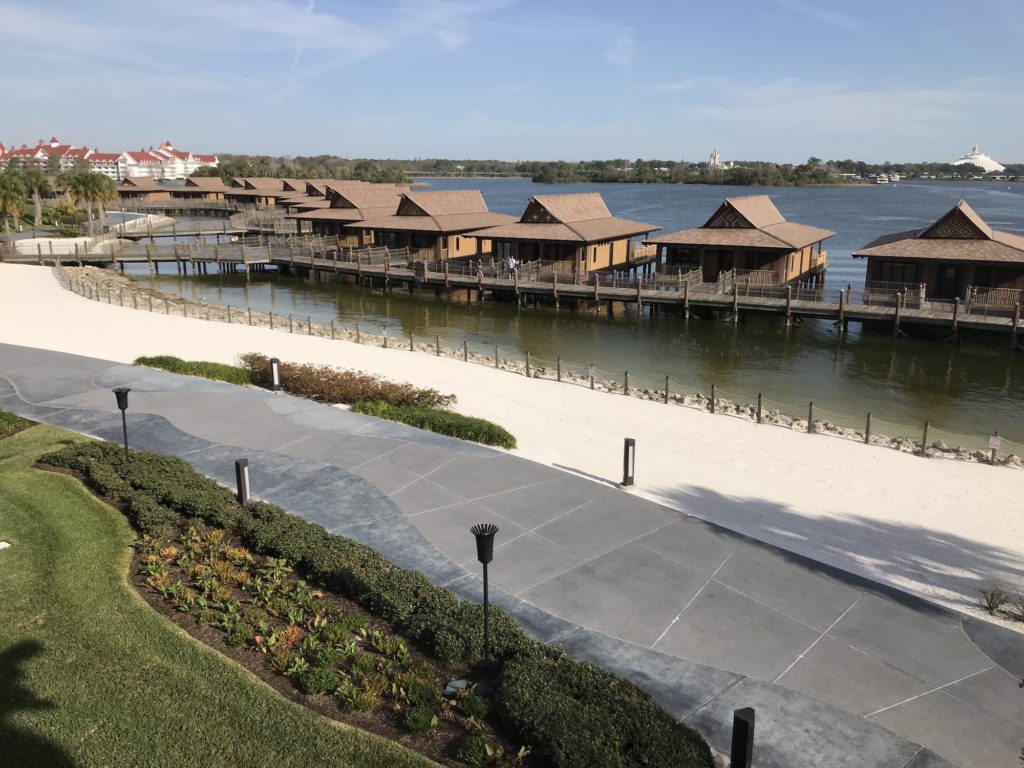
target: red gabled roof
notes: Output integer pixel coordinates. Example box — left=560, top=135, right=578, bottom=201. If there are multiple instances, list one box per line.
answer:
left=89, top=152, right=121, bottom=162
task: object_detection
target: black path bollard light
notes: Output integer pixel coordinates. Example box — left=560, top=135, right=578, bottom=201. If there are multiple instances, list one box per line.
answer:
left=112, top=387, right=131, bottom=462
left=470, top=523, right=499, bottom=662
left=270, top=357, right=281, bottom=391
left=622, top=437, right=636, bottom=486
left=730, top=707, right=755, bottom=768
left=235, top=458, right=251, bottom=506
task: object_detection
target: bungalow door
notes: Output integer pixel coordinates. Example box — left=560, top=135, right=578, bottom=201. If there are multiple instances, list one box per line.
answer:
left=936, top=266, right=961, bottom=299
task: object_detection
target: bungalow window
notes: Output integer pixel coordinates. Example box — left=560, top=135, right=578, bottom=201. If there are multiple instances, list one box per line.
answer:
left=495, top=241, right=514, bottom=261
left=878, top=261, right=919, bottom=284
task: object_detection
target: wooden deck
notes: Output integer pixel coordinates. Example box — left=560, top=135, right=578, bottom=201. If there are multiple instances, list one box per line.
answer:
left=6, top=236, right=1020, bottom=341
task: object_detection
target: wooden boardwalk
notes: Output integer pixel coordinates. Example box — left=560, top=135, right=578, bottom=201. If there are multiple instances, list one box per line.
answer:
left=6, top=236, right=1021, bottom=342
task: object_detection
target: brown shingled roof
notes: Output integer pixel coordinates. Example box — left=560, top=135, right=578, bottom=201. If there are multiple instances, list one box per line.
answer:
left=351, top=190, right=515, bottom=234
left=852, top=200, right=1024, bottom=264
left=463, top=192, right=658, bottom=244
left=185, top=176, right=232, bottom=191
left=647, top=195, right=834, bottom=250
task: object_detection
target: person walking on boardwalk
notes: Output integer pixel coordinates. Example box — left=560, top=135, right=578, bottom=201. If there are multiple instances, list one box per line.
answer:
left=507, top=255, right=517, bottom=279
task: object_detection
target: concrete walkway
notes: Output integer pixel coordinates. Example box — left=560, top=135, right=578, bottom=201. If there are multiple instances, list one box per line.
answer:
left=2, top=343, right=1022, bottom=768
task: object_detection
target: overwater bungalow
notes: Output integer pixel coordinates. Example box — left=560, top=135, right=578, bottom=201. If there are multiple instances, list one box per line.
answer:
left=222, top=177, right=290, bottom=207
left=463, top=193, right=659, bottom=275
left=287, top=183, right=408, bottom=246
left=169, top=176, right=232, bottom=201
left=645, top=195, right=834, bottom=286
left=117, top=177, right=171, bottom=201
left=351, top=190, right=516, bottom=261
left=852, top=199, right=1024, bottom=303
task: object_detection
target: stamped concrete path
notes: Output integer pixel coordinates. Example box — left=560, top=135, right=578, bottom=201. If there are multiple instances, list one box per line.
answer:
left=2, top=343, right=1022, bottom=768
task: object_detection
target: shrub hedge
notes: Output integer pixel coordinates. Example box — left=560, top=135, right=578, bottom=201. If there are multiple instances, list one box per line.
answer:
left=0, top=409, right=31, bottom=439
left=134, top=356, right=253, bottom=386
left=351, top=401, right=517, bottom=450
left=240, top=353, right=454, bottom=409
left=39, top=441, right=713, bottom=768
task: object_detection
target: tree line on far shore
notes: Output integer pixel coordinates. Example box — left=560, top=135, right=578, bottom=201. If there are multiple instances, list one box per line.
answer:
left=193, top=154, right=1017, bottom=187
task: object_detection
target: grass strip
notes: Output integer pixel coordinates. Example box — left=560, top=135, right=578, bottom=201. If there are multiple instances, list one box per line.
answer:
left=352, top=401, right=517, bottom=449
left=0, top=425, right=436, bottom=768
left=134, top=355, right=252, bottom=386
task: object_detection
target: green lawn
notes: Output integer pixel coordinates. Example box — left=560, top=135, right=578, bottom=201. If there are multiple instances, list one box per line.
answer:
left=0, top=425, right=437, bottom=768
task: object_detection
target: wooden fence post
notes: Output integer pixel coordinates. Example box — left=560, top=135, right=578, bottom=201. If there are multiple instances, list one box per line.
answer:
left=436, top=335, right=441, bottom=356
left=865, top=413, right=872, bottom=444
left=624, top=371, right=629, bottom=396
left=757, top=393, right=762, bottom=423
left=463, top=340, right=468, bottom=361
left=920, top=421, right=929, bottom=457
left=807, top=402, right=814, bottom=433
left=664, top=376, right=670, bottom=404
left=557, top=357, right=562, bottom=382
left=710, top=384, right=716, bottom=414
left=525, top=352, right=531, bottom=377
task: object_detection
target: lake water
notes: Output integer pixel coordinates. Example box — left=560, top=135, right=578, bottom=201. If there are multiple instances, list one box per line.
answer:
left=126, top=179, right=1024, bottom=447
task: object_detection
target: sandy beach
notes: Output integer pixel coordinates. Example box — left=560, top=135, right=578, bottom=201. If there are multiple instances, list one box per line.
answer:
left=2, top=263, right=1021, bottom=625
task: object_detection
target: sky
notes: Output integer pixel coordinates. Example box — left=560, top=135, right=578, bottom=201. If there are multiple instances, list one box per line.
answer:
left=1, top=0, right=1021, bottom=163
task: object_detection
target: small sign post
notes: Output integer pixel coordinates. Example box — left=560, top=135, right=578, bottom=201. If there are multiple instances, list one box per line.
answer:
left=622, top=438, right=636, bottom=487
left=989, top=432, right=1001, bottom=465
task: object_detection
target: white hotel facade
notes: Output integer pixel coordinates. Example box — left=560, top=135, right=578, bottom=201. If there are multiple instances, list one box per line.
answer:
left=0, top=137, right=218, bottom=180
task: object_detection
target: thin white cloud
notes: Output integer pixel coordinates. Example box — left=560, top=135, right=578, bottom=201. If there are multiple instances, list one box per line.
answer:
left=604, top=27, right=635, bottom=68
left=775, top=0, right=862, bottom=30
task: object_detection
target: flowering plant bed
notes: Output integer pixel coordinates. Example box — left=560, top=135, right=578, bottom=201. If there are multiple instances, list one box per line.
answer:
left=133, top=524, right=523, bottom=767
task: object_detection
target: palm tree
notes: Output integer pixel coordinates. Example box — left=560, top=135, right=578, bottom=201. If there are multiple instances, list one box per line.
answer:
left=91, top=174, right=117, bottom=228
left=0, top=169, right=28, bottom=248
left=21, top=168, right=51, bottom=229
left=67, top=172, right=94, bottom=235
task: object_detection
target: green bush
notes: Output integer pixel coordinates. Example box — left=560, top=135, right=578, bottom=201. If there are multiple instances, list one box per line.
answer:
left=239, top=353, right=454, bottom=408
left=225, top=621, right=254, bottom=647
left=134, top=356, right=253, bottom=386
left=0, top=409, right=30, bottom=439
left=402, top=705, right=438, bottom=734
left=406, top=680, right=441, bottom=709
left=498, top=650, right=713, bottom=768
left=457, top=734, right=490, bottom=766
left=296, top=666, right=340, bottom=695
left=38, top=441, right=712, bottom=768
left=351, top=401, right=516, bottom=449
left=460, top=693, right=489, bottom=720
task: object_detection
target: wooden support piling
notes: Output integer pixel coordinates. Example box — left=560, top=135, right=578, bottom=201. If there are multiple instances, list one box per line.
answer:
left=894, top=295, right=902, bottom=337
left=785, top=287, right=792, bottom=325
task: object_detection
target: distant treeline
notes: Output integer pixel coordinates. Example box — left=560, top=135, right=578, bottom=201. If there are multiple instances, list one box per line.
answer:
left=195, top=155, right=1021, bottom=187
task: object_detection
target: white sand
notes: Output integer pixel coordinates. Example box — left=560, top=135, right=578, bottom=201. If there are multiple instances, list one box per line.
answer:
left=2, top=264, right=1021, bottom=622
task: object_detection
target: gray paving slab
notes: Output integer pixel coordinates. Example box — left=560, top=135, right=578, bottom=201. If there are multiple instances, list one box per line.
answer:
left=367, top=441, right=462, bottom=476
left=181, top=444, right=328, bottom=497
left=521, top=540, right=708, bottom=647
left=268, top=430, right=401, bottom=470
left=409, top=501, right=528, bottom=566
left=903, top=750, right=958, bottom=768
left=350, top=455, right=426, bottom=495
left=942, top=665, right=1024, bottom=731
left=259, top=465, right=402, bottom=529
left=476, top=474, right=613, bottom=529
left=963, top=615, right=1024, bottom=679
left=775, top=634, right=933, bottom=716
left=556, top=628, right=742, bottom=720
left=655, top=581, right=821, bottom=681
left=533, top=490, right=683, bottom=560
left=486, top=531, right=586, bottom=596
left=713, top=542, right=867, bottom=630
left=685, top=678, right=924, bottom=768
left=828, top=594, right=995, bottom=686
left=425, top=454, right=550, bottom=499
left=637, top=515, right=744, bottom=575
left=868, top=690, right=1024, bottom=768
left=389, top=477, right=467, bottom=516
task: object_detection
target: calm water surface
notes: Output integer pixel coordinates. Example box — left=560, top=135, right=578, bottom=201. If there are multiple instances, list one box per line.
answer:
left=129, top=180, right=1024, bottom=447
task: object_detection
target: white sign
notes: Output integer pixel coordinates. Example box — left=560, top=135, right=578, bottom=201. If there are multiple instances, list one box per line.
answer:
left=989, top=434, right=1002, bottom=450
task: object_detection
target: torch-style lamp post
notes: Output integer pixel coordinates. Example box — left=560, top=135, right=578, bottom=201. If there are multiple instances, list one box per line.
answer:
left=112, top=387, right=131, bottom=462
left=470, top=523, right=499, bottom=662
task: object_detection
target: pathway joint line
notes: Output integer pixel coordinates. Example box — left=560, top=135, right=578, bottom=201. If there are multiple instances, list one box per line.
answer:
left=897, top=747, right=924, bottom=768
left=652, top=545, right=740, bottom=648
left=680, top=676, right=745, bottom=722
left=864, top=665, right=994, bottom=718
left=773, top=593, right=865, bottom=684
